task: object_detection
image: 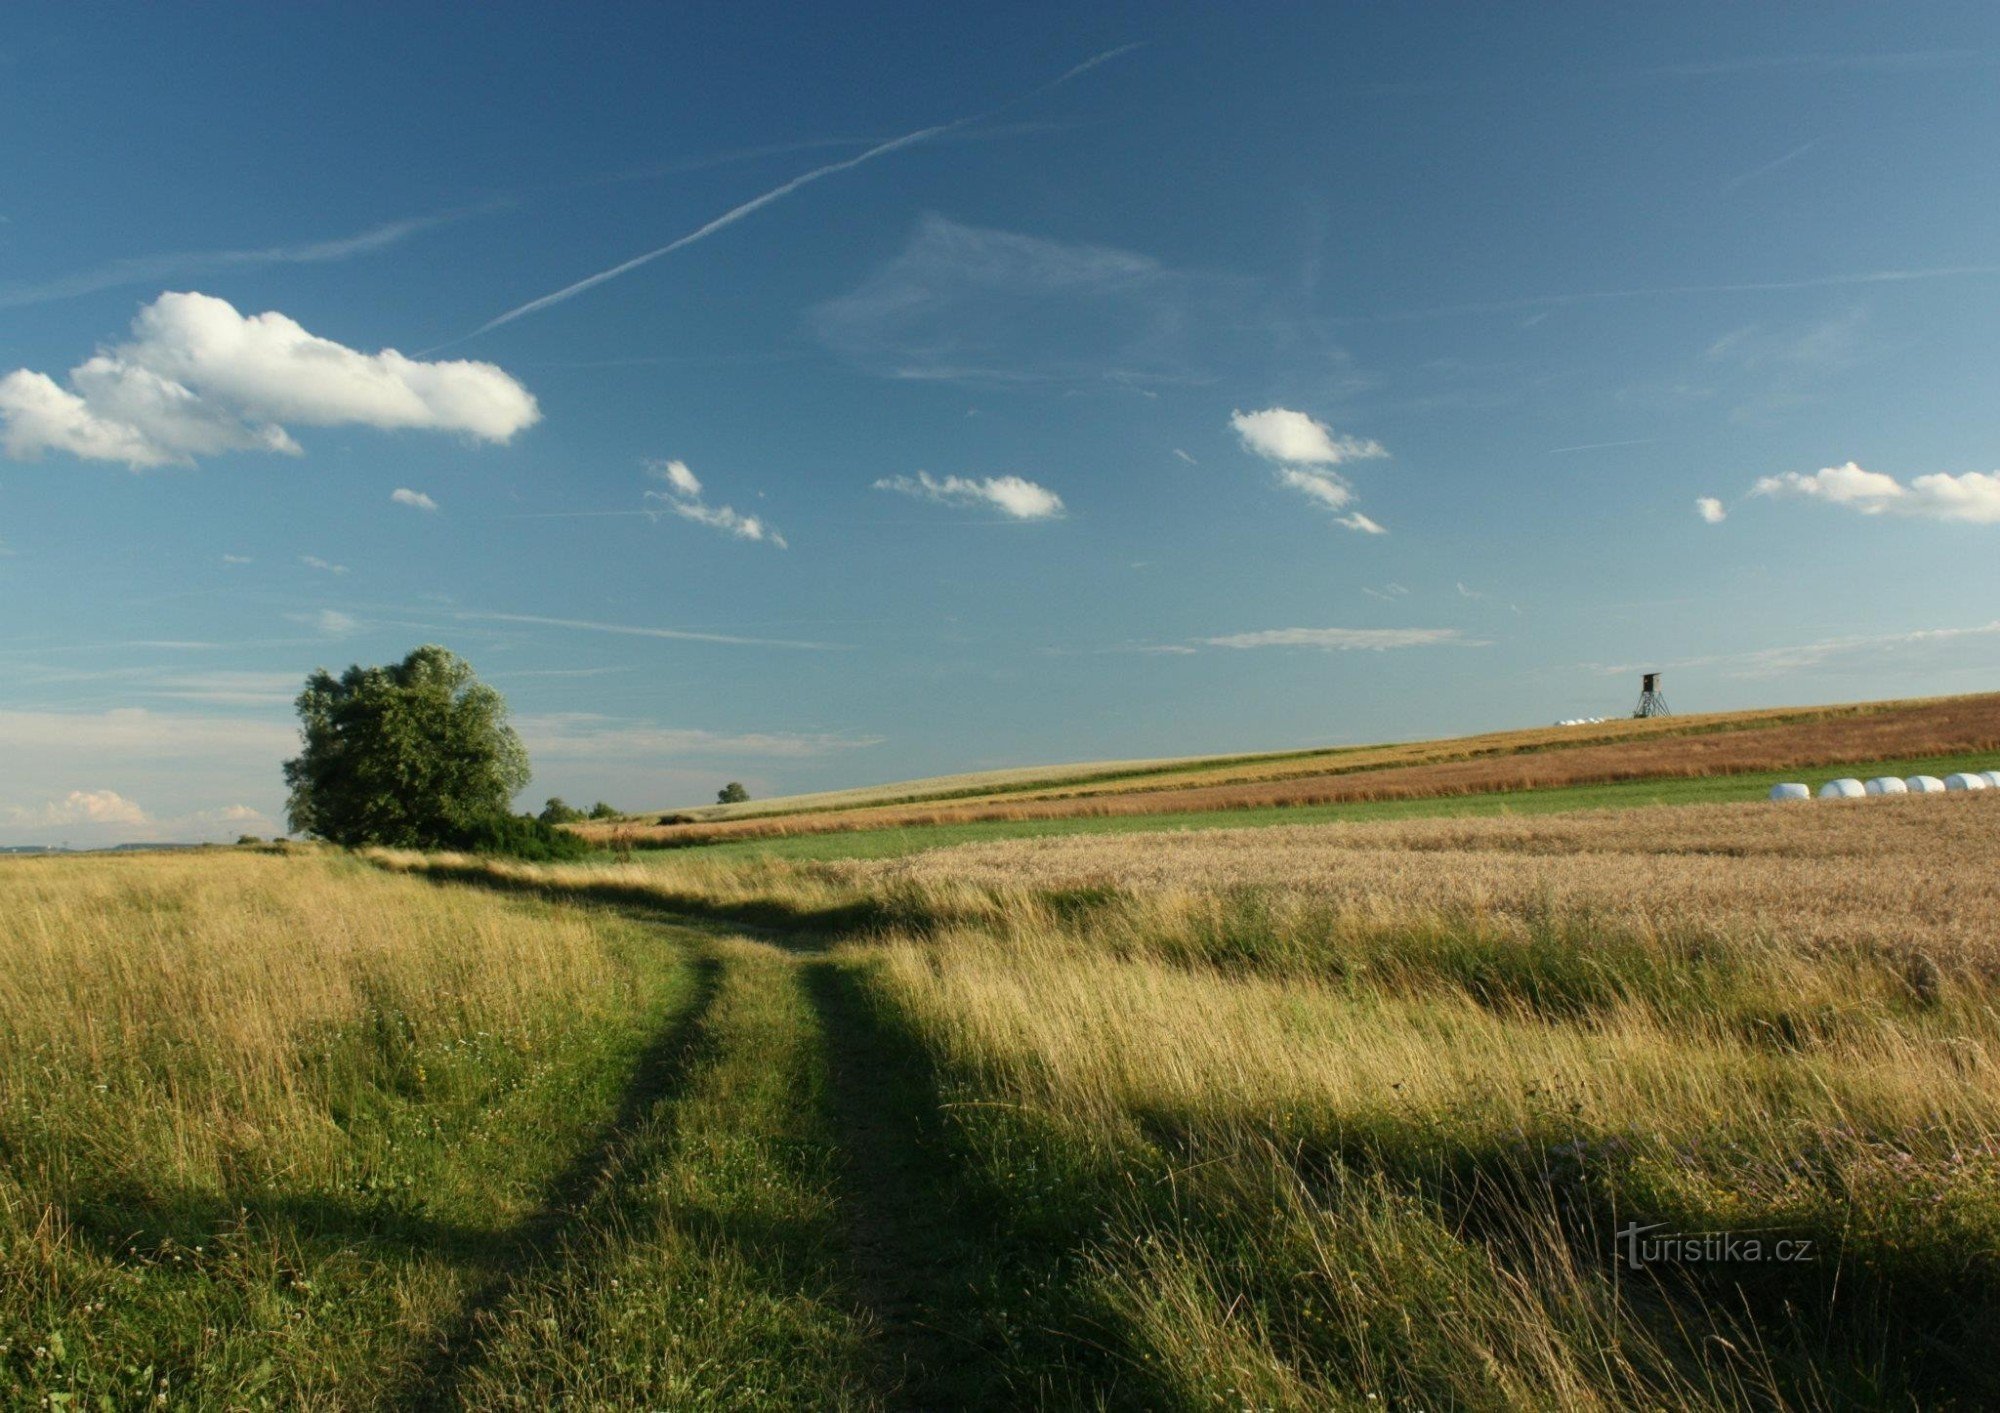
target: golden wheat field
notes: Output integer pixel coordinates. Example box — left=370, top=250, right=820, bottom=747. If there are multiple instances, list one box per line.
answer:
left=840, top=790, right=2000, bottom=963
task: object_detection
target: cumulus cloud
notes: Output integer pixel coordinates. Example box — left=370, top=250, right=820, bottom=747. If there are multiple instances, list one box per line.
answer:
left=1202, top=627, right=1478, bottom=650
left=0, top=291, right=539, bottom=469
left=873, top=471, right=1066, bottom=520
left=650, top=458, right=703, bottom=498
left=1230, top=407, right=1387, bottom=466
left=11, top=789, right=150, bottom=826
left=1696, top=496, right=1728, bottom=523
left=391, top=487, right=438, bottom=511
left=1230, top=406, right=1390, bottom=533
left=1751, top=460, right=2000, bottom=523
left=643, top=459, right=785, bottom=546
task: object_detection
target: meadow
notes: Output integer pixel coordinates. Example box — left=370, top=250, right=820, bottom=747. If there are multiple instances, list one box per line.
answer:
left=9, top=776, right=2000, bottom=1408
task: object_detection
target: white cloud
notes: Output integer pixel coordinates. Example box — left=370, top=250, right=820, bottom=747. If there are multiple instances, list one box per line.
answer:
left=648, top=458, right=703, bottom=498
left=391, top=487, right=439, bottom=511
left=0, top=708, right=298, bottom=847
left=1232, top=407, right=1390, bottom=533
left=1275, top=465, right=1353, bottom=511
left=1172, top=448, right=1197, bottom=464
left=300, top=555, right=347, bottom=574
left=1361, top=582, right=1408, bottom=600
left=0, top=291, right=539, bottom=469
left=1202, top=627, right=1479, bottom=650
left=642, top=459, right=785, bottom=546
left=10, top=789, right=150, bottom=827
left=1751, top=460, right=2000, bottom=523
left=1230, top=407, right=1387, bottom=466
left=873, top=471, right=1066, bottom=520
left=222, top=553, right=253, bottom=565
left=1696, top=496, right=1728, bottom=523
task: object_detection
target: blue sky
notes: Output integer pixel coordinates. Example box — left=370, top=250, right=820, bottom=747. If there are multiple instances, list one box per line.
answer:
left=5, top=2, right=2000, bottom=843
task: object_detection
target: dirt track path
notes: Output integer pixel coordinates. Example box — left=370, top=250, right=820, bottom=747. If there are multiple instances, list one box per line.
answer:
left=389, top=877, right=1123, bottom=1410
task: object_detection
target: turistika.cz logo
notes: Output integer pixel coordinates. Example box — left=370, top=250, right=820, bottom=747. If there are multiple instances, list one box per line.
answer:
left=1616, top=1222, right=1816, bottom=1270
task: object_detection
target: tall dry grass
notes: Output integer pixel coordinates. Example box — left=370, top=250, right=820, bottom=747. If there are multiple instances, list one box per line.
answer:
left=0, top=849, right=633, bottom=1202
left=843, top=799, right=2000, bottom=1405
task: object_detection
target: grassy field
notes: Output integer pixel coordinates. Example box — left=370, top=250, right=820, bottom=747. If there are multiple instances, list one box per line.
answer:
left=589, top=692, right=2000, bottom=852
left=11, top=783, right=2000, bottom=1408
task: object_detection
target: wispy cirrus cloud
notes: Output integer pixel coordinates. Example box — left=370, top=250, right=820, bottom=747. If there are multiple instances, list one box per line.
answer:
left=1599, top=620, right=2000, bottom=680
left=452, top=610, right=840, bottom=651
left=0, top=213, right=458, bottom=310
left=1719, top=138, right=1820, bottom=193
left=812, top=214, right=1339, bottom=388
left=467, top=45, right=1144, bottom=339
left=1652, top=50, right=1986, bottom=79
left=517, top=712, right=881, bottom=762
left=1201, top=626, right=1482, bottom=651
left=873, top=471, right=1065, bottom=520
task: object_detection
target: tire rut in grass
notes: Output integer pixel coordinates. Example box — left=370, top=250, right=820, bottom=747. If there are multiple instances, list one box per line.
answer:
left=394, top=950, right=724, bottom=1410
left=805, top=958, right=1137, bottom=1411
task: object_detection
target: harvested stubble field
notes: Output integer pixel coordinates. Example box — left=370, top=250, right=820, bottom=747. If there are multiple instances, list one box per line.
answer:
left=10, top=787, right=2000, bottom=1408
left=589, top=691, right=2000, bottom=849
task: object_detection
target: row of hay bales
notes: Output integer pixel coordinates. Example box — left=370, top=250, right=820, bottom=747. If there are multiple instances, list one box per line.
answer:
left=1770, top=770, right=2000, bottom=801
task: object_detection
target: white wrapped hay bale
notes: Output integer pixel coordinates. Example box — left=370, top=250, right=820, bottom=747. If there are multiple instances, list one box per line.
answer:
left=1983, top=771, right=2000, bottom=789
left=1818, top=778, right=1866, bottom=799
left=1769, top=782, right=1811, bottom=801
left=1865, top=777, right=1909, bottom=795
left=1907, top=775, right=1948, bottom=794
left=1945, top=773, right=1989, bottom=791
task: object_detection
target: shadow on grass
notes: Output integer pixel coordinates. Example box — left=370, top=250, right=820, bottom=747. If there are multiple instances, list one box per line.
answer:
left=44, top=954, right=724, bottom=1408
left=389, top=951, right=725, bottom=1409
left=802, top=959, right=1167, bottom=1412
left=388, top=856, right=896, bottom=946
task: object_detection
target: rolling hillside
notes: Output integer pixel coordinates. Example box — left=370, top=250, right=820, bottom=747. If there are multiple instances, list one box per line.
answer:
left=583, top=691, right=2000, bottom=851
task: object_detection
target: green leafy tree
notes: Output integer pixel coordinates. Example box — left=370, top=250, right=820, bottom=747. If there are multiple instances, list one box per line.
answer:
left=539, top=797, right=585, bottom=825
left=716, top=781, right=750, bottom=804
left=588, top=801, right=619, bottom=820
left=284, top=646, right=530, bottom=847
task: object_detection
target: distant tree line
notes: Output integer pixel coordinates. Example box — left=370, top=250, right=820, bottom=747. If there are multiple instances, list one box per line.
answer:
left=537, top=798, right=620, bottom=825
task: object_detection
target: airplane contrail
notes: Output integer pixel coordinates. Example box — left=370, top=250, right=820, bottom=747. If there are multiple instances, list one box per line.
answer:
left=468, top=43, right=1144, bottom=338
